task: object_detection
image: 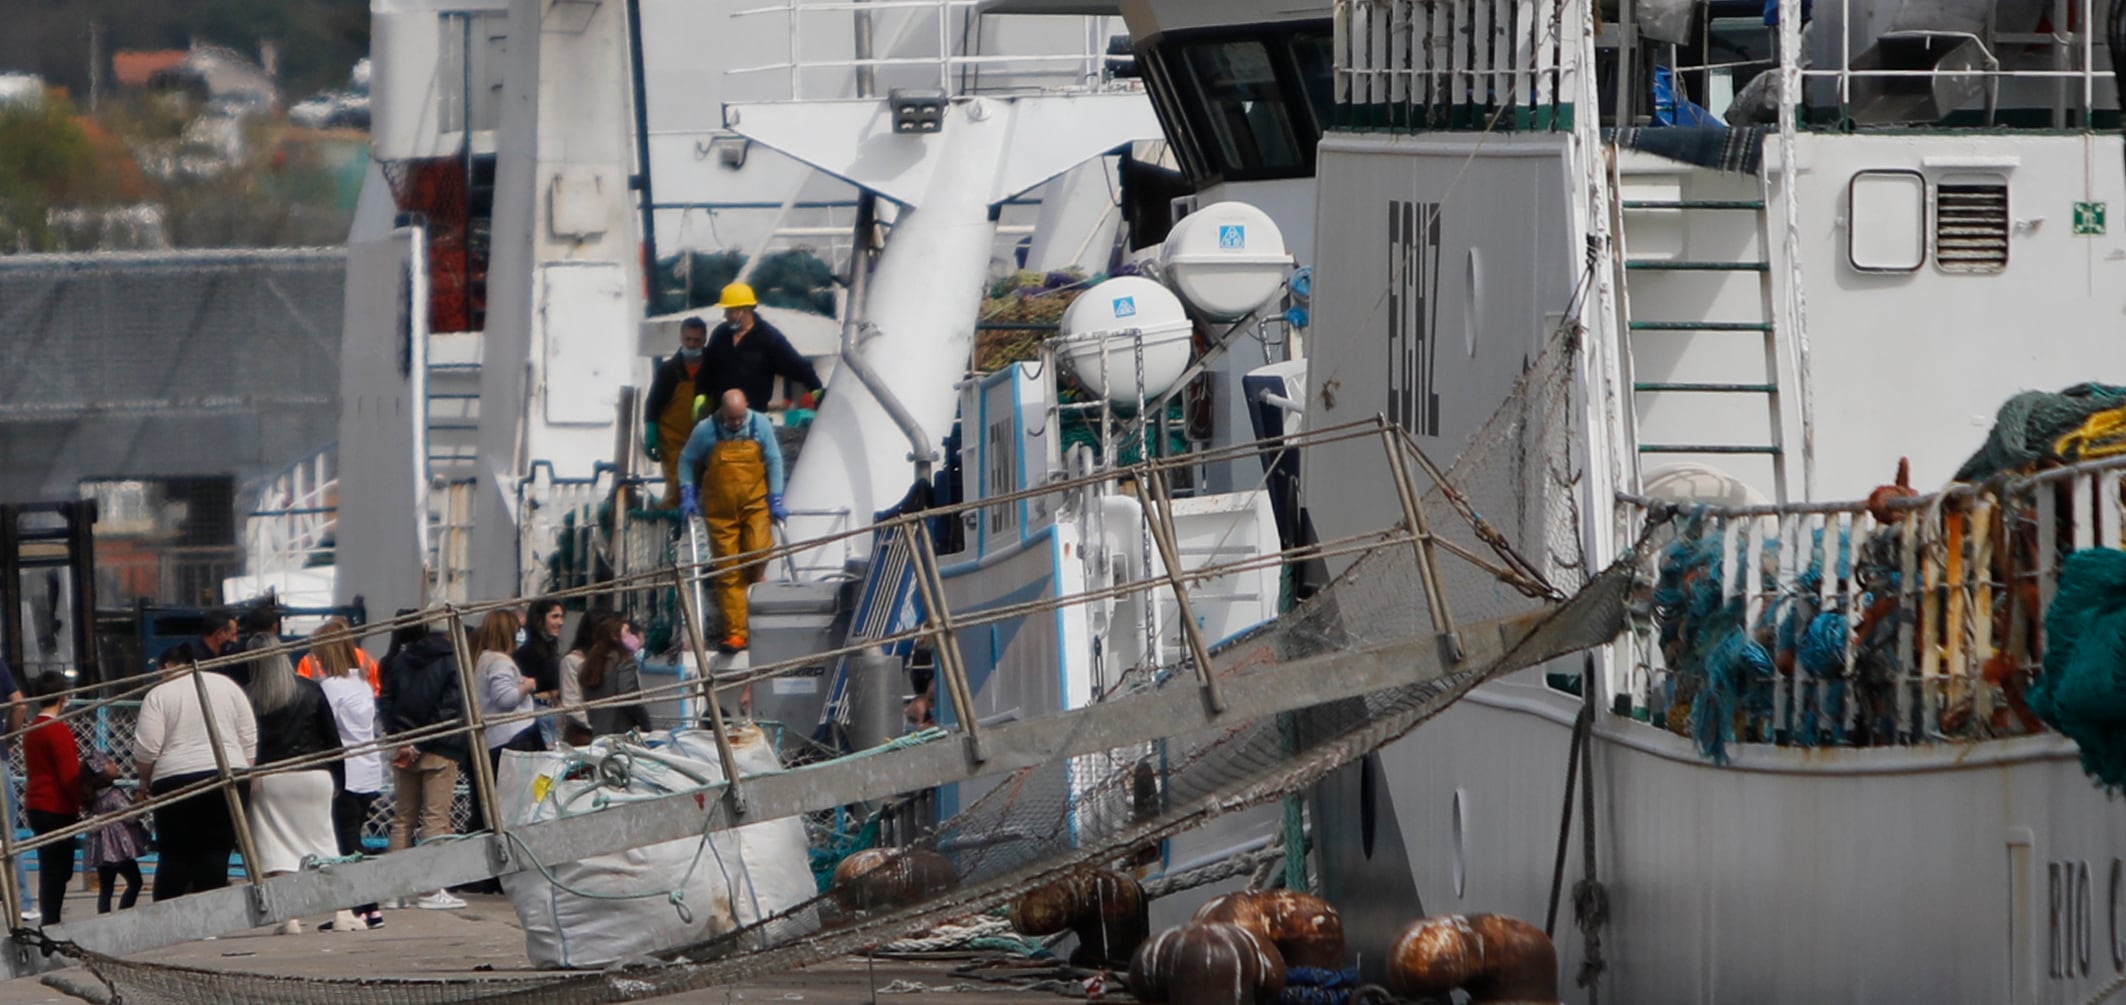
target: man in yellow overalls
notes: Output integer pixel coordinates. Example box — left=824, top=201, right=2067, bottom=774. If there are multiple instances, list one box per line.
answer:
left=642, top=317, right=712, bottom=508
left=678, top=389, right=787, bottom=652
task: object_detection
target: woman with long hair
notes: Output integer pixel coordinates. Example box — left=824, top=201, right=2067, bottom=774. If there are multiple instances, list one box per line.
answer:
left=298, top=617, right=382, bottom=696
left=559, top=608, right=616, bottom=746
left=516, top=597, right=566, bottom=745
left=476, top=609, right=544, bottom=756
left=467, top=610, right=545, bottom=864
left=243, top=638, right=347, bottom=934
left=313, top=627, right=384, bottom=930
left=581, top=618, right=652, bottom=738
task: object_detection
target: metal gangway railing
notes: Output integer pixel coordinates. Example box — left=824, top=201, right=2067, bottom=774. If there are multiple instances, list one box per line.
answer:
left=0, top=415, right=1611, bottom=982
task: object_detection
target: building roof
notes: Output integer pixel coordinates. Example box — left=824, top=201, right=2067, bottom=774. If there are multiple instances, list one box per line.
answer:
left=112, top=51, right=187, bottom=88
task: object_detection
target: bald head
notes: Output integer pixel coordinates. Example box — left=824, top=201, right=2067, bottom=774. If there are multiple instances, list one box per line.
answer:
left=718, top=388, right=750, bottom=425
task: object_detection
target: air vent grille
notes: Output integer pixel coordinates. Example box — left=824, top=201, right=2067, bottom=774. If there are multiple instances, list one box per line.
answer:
left=1935, top=183, right=2009, bottom=272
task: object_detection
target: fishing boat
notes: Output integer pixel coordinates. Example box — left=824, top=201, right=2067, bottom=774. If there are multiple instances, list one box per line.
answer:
left=1057, top=0, right=2126, bottom=999
left=304, top=0, right=2126, bottom=998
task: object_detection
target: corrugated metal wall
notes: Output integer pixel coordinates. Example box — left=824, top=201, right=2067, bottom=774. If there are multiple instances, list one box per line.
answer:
left=0, top=248, right=345, bottom=504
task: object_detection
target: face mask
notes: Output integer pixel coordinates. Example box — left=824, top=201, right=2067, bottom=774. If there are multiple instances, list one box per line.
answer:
left=622, top=632, right=644, bottom=654
left=679, top=346, right=703, bottom=360
left=514, top=628, right=527, bottom=647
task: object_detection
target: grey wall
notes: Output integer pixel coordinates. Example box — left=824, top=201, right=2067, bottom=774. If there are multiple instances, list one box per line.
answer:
left=0, top=248, right=345, bottom=504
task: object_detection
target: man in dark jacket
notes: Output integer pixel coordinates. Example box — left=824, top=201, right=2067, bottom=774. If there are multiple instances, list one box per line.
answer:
left=163, top=609, right=243, bottom=684
left=642, top=317, right=712, bottom=508
left=700, top=282, right=823, bottom=414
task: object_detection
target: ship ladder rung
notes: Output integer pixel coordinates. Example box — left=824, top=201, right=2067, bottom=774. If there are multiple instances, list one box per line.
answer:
left=1638, top=444, right=1783, bottom=455
left=1621, top=199, right=1767, bottom=210
left=1625, top=260, right=1770, bottom=272
left=1628, top=320, right=1774, bottom=332
left=1632, top=382, right=1777, bottom=393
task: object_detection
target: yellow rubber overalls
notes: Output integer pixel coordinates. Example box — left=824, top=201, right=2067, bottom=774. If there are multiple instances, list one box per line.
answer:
left=657, top=369, right=701, bottom=509
left=706, top=433, right=773, bottom=642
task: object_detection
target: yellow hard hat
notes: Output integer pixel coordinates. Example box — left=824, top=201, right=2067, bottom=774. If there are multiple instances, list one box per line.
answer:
left=716, top=282, right=758, bottom=309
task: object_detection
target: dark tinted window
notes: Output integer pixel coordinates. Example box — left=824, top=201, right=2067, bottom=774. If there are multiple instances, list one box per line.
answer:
left=1288, top=32, right=1335, bottom=131
left=1138, top=21, right=1333, bottom=184
left=1181, top=40, right=1305, bottom=174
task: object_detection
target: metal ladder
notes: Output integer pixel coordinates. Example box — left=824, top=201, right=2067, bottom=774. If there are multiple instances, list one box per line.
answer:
left=1613, top=164, right=1794, bottom=503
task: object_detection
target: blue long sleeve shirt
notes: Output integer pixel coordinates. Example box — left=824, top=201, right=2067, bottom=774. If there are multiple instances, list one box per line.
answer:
left=677, top=410, right=785, bottom=495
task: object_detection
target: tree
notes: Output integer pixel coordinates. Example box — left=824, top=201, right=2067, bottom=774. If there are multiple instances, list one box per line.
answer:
left=0, top=97, right=107, bottom=252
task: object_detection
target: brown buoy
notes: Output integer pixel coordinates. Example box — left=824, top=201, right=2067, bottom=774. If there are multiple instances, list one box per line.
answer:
left=1129, top=921, right=1288, bottom=1005
left=1193, top=889, right=1348, bottom=970
left=829, top=848, right=958, bottom=913
left=1009, top=869, right=1150, bottom=969
left=1387, top=913, right=1558, bottom=1003
left=1866, top=456, right=1916, bottom=524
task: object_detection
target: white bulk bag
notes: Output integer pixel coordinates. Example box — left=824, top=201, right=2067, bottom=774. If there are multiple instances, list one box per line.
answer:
left=497, top=726, right=820, bottom=968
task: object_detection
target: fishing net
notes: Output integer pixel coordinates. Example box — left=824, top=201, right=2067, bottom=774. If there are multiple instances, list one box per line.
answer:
left=1955, top=383, right=2126, bottom=482
left=34, top=332, right=1633, bottom=1004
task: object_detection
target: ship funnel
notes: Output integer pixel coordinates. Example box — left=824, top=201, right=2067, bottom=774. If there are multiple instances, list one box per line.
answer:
left=1846, top=0, right=2038, bottom=123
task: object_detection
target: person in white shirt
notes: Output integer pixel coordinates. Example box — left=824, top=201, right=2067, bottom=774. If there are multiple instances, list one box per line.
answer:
left=313, top=626, right=385, bottom=932
left=133, top=657, right=257, bottom=902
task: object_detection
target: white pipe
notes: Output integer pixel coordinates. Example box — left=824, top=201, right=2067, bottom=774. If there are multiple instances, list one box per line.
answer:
left=836, top=192, right=936, bottom=487
left=782, top=97, right=1007, bottom=565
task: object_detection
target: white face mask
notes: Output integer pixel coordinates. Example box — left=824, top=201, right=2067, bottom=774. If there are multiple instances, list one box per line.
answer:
left=514, top=628, right=527, bottom=647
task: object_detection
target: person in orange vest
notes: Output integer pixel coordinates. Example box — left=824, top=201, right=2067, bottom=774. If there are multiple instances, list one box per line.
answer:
left=679, top=389, right=787, bottom=653
left=643, top=317, right=713, bottom=509
left=296, top=618, right=382, bottom=696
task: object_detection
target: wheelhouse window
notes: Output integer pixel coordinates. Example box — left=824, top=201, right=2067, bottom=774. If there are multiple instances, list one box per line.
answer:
left=1184, top=40, right=1304, bottom=174
left=1136, top=21, right=1335, bottom=185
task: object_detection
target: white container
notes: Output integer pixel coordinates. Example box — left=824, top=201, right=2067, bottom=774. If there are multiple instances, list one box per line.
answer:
left=1055, top=276, right=1194, bottom=407
left=1157, top=201, right=1291, bottom=321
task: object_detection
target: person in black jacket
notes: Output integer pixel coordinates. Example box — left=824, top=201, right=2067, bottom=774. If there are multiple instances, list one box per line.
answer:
left=241, top=639, right=346, bottom=933
left=376, top=619, right=471, bottom=911
left=514, top=597, right=564, bottom=746
left=700, top=282, right=823, bottom=414
left=642, top=317, right=713, bottom=508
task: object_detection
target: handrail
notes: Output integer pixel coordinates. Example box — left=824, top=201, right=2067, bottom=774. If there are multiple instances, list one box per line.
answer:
left=1, top=415, right=1501, bottom=873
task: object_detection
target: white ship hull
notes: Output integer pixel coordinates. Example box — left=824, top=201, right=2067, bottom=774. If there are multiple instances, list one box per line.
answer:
left=1334, top=673, right=2126, bottom=1003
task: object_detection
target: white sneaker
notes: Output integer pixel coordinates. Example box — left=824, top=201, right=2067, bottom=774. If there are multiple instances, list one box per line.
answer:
left=415, top=891, right=467, bottom=910
left=278, top=919, right=304, bottom=935
left=330, top=909, right=364, bottom=933
left=18, top=910, right=35, bottom=923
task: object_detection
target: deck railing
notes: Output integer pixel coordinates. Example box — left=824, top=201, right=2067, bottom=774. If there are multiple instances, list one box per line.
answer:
left=1332, top=0, right=1582, bottom=129
left=1618, top=455, right=2126, bottom=754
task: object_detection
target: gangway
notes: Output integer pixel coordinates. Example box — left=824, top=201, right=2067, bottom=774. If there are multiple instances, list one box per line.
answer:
left=0, top=416, right=1627, bottom=1001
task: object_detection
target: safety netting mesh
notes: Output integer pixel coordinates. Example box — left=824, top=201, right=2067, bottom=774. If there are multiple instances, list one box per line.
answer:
left=43, top=331, right=1634, bottom=1004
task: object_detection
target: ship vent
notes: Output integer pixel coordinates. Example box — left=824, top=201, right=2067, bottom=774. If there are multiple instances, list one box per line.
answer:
left=1934, top=182, right=2009, bottom=272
